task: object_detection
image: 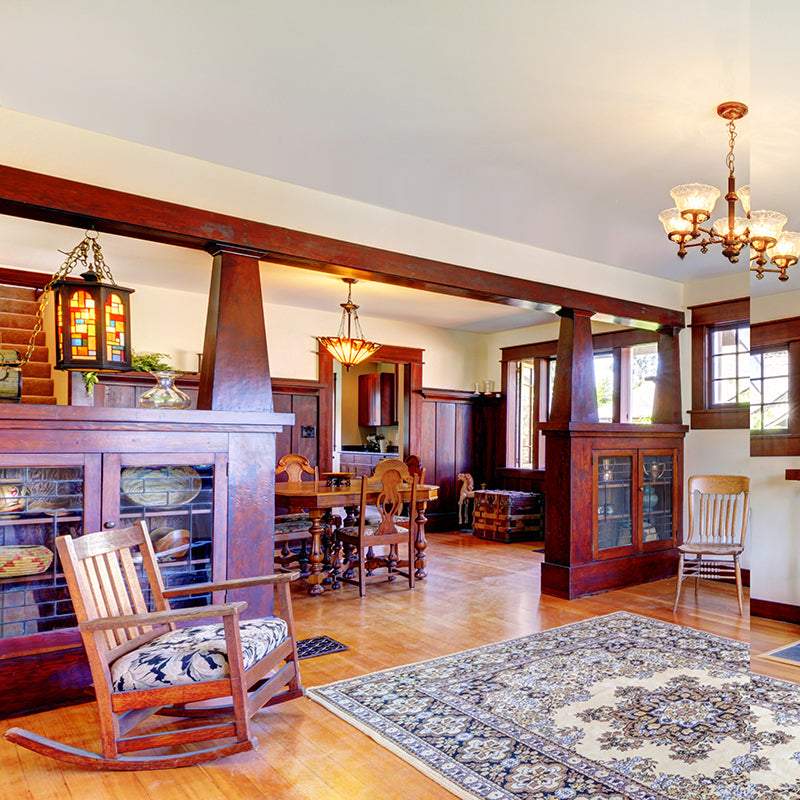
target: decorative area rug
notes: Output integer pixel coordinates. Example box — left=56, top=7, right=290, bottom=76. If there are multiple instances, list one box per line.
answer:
left=297, top=635, right=349, bottom=660
left=761, top=638, right=800, bottom=667
left=308, top=612, right=800, bottom=799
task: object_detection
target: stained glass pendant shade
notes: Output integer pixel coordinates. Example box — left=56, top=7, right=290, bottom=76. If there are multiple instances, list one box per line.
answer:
left=50, top=232, right=134, bottom=372
left=319, top=278, right=381, bottom=370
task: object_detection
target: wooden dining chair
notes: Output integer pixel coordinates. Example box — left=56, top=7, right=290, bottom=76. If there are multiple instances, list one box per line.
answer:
left=274, top=453, right=323, bottom=572
left=337, top=459, right=417, bottom=597
left=673, top=474, right=750, bottom=616
left=4, top=521, right=302, bottom=769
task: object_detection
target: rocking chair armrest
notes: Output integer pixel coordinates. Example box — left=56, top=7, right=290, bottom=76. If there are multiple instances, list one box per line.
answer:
left=162, top=571, right=300, bottom=598
left=78, top=601, right=248, bottom=632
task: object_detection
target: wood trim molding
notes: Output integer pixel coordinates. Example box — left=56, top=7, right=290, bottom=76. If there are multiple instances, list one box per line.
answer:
left=751, top=597, right=800, bottom=624
left=751, top=316, right=800, bottom=347
left=501, top=328, right=658, bottom=362
left=419, top=387, right=476, bottom=402
left=0, top=163, right=684, bottom=329
left=0, top=266, right=51, bottom=290
left=688, top=297, right=749, bottom=326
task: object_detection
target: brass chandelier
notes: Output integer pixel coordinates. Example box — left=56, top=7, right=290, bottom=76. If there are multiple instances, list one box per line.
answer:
left=319, top=278, right=381, bottom=370
left=658, top=101, right=799, bottom=281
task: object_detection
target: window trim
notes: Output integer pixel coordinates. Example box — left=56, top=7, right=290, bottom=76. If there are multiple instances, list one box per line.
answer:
left=688, top=298, right=749, bottom=430
left=751, top=316, right=800, bottom=457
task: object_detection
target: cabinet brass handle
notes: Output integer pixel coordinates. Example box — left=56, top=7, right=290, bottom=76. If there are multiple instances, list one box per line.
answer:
left=103, top=521, right=116, bottom=529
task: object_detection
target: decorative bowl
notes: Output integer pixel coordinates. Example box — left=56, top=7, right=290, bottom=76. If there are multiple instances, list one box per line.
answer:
left=0, top=483, right=28, bottom=516
left=121, top=467, right=202, bottom=508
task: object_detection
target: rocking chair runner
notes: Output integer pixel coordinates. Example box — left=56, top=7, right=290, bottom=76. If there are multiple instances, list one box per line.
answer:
left=4, top=521, right=303, bottom=770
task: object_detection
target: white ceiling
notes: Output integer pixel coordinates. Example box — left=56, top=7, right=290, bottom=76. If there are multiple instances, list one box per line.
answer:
left=0, top=1, right=794, bottom=328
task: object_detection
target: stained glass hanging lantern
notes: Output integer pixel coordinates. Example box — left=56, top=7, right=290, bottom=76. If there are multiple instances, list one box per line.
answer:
left=44, top=231, right=134, bottom=372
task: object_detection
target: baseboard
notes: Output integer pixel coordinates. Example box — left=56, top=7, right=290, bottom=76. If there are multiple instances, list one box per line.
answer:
left=750, top=597, right=800, bottom=625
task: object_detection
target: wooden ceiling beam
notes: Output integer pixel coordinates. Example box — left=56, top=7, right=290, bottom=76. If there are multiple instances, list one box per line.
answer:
left=0, top=164, right=684, bottom=329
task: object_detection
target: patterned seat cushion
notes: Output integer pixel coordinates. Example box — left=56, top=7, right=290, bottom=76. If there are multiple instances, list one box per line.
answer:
left=110, top=617, right=288, bottom=692
left=275, top=514, right=314, bottom=534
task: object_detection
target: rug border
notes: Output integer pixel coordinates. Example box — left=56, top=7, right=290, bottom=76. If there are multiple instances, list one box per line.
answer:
left=308, top=689, right=485, bottom=800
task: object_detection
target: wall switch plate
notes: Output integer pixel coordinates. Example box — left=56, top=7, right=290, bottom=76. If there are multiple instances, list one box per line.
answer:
left=300, top=425, right=316, bottom=438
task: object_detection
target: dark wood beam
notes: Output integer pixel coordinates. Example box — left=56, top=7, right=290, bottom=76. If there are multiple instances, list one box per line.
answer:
left=549, top=308, right=599, bottom=423
left=0, top=164, right=684, bottom=329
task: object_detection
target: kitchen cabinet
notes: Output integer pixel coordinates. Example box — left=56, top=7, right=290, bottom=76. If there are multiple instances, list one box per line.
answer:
left=338, top=450, right=391, bottom=478
left=358, top=373, right=396, bottom=427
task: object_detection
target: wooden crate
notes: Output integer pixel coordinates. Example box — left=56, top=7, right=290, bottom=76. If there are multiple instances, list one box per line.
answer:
left=471, top=490, right=543, bottom=542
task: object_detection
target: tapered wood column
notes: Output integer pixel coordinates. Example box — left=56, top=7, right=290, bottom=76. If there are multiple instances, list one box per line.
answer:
left=198, top=247, right=273, bottom=411
left=652, top=326, right=683, bottom=425
left=550, top=307, right=598, bottom=423
left=198, top=246, right=278, bottom=611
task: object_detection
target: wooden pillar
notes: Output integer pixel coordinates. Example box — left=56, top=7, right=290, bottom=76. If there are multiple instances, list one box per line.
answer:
left=550, top=307, right=598, bottom=423
left=197, top=246, right=276, bottom=613
left=652, top=326, right=683, bottom=425
left=198, top=246, right=273, bottom=412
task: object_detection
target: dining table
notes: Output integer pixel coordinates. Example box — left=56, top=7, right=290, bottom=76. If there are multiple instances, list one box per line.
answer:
left=274, top=477, right=439, bottom=595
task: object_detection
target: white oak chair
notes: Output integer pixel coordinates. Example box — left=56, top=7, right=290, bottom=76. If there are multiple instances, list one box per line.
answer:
left=673, top=475, right=750, bottom=616
left=4, top=521, right=302, bottom=769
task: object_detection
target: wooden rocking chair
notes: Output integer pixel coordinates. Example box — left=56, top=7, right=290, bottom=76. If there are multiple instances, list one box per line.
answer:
left=4, top=521, right=303, bottom=770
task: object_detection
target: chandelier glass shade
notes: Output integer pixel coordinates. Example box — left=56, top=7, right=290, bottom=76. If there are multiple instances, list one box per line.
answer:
left=658, top=101, right=799, bottom=281
left=319, top=278, right=381, bottom=370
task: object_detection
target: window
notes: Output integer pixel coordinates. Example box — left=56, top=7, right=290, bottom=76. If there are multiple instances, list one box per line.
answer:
left=750, top=317, right=800, bottom=456
left=505, top=329, right=661, bottom=470
left=750, top=346, right=789, bottom=431
left=629, top=343, right=658, bottom=424
left=688, top=298, right=749, bottom=430
left=709, top=324, right=750, bottom=406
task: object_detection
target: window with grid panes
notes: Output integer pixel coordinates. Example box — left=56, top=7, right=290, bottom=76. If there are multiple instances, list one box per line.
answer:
left=709, top=324, right=750, bottom=406
left=750, top=346, right=789, bottom=431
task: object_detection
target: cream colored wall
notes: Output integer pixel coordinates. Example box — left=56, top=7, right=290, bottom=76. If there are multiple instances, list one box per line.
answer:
left=114, top=281, right=483, bottom=389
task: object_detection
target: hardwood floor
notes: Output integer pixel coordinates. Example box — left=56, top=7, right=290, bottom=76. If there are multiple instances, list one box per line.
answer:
left=1, top=532, right=796, bottom=799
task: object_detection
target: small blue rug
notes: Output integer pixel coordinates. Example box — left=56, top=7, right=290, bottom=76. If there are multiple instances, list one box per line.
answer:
left=763, top=639, right=800, bottom=665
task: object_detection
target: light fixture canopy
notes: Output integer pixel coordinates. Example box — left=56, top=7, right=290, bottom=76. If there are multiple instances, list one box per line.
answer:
left=658, top=101, right=798, bottom=281
left=23, top=230, right=134, bottom=372
left=319, top=278, right=381, bottom=370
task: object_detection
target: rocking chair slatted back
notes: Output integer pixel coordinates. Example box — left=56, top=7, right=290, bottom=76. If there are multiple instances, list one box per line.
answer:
left=59, top=522, right=173, bottom=661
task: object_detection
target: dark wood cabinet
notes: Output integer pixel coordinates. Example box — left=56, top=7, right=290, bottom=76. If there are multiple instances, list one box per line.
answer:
left=541, top=423, right=686, bottom=599
left=358, top=373, right=396, bottom=427
left=0, top=404, right=290, bottom=718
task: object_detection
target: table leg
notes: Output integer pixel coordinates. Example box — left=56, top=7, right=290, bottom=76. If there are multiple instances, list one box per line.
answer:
left=414, top=499, right=428, bottom=579
left=306, top=509, right=327, bottom=595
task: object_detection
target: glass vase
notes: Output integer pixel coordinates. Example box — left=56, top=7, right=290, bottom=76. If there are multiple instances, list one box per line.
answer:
left=137, top=371, right=192, bottom=410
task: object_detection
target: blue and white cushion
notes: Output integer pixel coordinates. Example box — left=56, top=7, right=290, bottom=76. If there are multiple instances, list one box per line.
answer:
left=110, top=617, right=288, bottom=692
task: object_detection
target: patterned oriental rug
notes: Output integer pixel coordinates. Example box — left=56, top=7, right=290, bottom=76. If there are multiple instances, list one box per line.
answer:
left=308, top=612, right=800, bottom=799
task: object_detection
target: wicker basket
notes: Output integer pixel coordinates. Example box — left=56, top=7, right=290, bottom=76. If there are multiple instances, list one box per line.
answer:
left=0, top=545, right=54, bottom=577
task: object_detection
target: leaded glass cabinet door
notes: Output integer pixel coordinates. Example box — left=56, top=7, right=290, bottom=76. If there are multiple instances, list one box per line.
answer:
left=0, top=456, right=91, bottom=642
left=640, top=451, right=677, bottom=549
left=102, top=452, right=227, bottom=610
left=594, top=453, right=634, bottom=558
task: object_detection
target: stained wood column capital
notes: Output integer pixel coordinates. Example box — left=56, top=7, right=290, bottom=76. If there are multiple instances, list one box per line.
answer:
left=198, top=249, right=273, bottom=411
left=549, top=307, right=598, bottom=424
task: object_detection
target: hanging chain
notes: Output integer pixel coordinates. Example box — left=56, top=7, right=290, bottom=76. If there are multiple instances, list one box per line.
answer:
left=20, top=231, right=116, bottom=367
left=726, top=116, right=737, bottom=178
